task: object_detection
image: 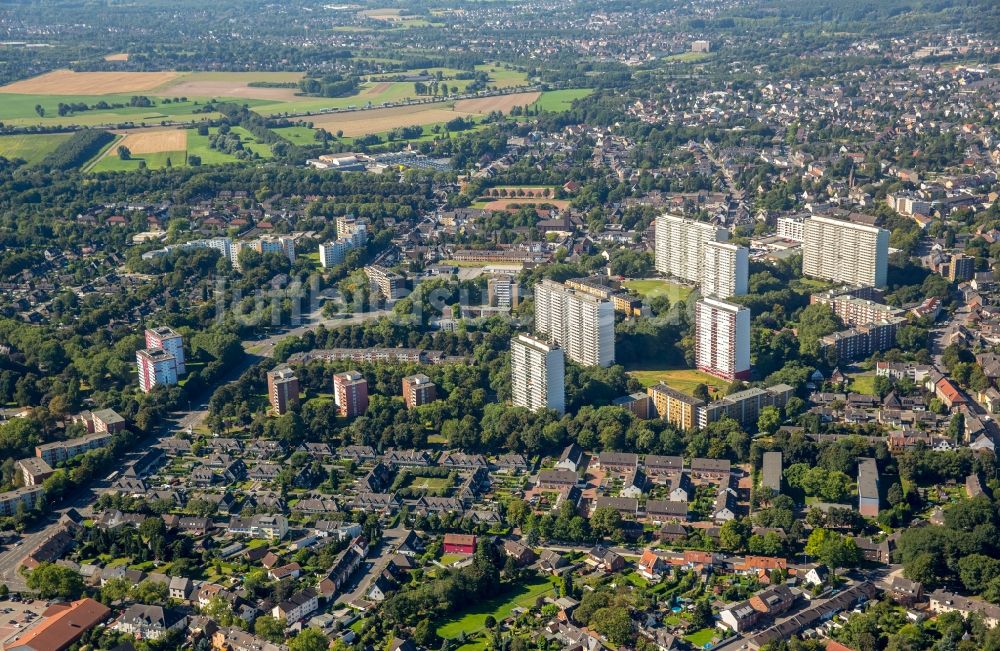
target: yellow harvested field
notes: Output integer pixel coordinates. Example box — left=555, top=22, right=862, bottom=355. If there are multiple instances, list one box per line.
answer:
left=164, top=80, right=301, bottom=101
left=104, top=53, right=129, bottom=62
left=111, top=128, right=187, bottom=154
left=307, top=92, right=542, bottom=137
left=0, top=70, right=180, bottom=95
left=162, top=72, right=305, bottom=101
left=454, top=92, right=541, bottom=114
left=309, top=105, right=473, bottom=137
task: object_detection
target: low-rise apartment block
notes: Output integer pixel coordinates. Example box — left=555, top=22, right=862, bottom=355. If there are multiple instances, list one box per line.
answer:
left=0, top=485, right=44, bottom=516
left=36, top=432, right=112, bottom=466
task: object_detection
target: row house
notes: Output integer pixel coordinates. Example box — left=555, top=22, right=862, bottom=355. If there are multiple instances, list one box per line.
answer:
left=383, top=448, right=434, bottom=467
left=594, top=451, right=639, bottom=474
left=316, top=540, right=367, bottom=599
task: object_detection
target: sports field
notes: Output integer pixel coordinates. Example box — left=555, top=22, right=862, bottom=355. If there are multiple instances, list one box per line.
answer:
left=481, top=197, right=570, bottom=211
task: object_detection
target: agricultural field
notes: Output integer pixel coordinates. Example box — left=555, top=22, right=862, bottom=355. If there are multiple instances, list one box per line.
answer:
left=624, top=278, right=693, bottom=303
left=0, top=133, right=71, bottom=165
left=0, top=80, right=569, bottom=168
left=307, top=91, right=539, bottom=138
left=88, top=125, right=272, bottom=172
left=0, top=64, right=536, bottom=128
left=531, top=88, right=593, bottom=112
left=0, top=70, right=180, bottom=94
left=163, top=71, right=305, bottom=102
left=626, top=366, right=730, bottom=397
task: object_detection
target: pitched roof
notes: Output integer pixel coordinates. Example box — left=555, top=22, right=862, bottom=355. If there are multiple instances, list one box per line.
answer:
left=10, top=598, right=110, bottom=651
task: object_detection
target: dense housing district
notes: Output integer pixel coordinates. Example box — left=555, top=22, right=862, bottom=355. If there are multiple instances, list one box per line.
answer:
left=0, top=1, right=999, bottom=651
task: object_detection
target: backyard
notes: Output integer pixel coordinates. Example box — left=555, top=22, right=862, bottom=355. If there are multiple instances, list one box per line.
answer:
left=436, top=575, right=558, bottom=640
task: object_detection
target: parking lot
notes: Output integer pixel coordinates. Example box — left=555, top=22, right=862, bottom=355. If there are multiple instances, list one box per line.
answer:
left=0, top=597, right=53, bottom=648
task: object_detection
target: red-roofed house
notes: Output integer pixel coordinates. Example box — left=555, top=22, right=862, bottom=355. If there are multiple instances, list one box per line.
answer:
left=443, top=533, right=477, bottom=555
left=935, top=378, right=968, bottom=409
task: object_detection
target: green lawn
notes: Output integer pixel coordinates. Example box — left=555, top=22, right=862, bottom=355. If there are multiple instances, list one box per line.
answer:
left=684, top=627, right=718, bottom=648
left=188, top=125, right=273, bottom=161
left=475, top=63, right=529, bottom=88
left=0, top=133, right=72, bottom=164
left=624, top=278, right=693, bottom=303
left=90, top=125, right=272, bottom=172
left=91, top=149, right=185, bottom=172
left=532, top=88, right=593, bottom=112
left=437, top=576, right=558, bottom=639
left=665, top=51, right=714, bottom=63
left=407, top=475, right=453, bottom=491
left=848, top=374, right=878, bottom=395
left=628, top=366, right=730, bottom=396
left=0, top=92, right=240, bottom=127
left=273, top=125, right=319, bottom=144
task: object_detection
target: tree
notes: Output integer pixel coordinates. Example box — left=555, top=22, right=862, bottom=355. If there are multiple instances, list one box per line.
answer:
left=720, top=519, right=750, bottom=552
left=35, top=104, right=44, bottom=117
left=24, top=562, right=84, bottom=599
left=118, top=145, right=132, bottom=160
left=757, top=406, right=782, bottom=434
left=414, top=618, right=439, bottom=648
left=872, top=375, right=891, bottom=398
left=289, top=628, right=330, bottom=651
left=948, top=412, right=965, bottom=442
left=692, top=384, right=710, bottom=401
left=590, top=607, right=633, bottom=646
left=689, top=599, right=714, bottom=630
left=887, top=482, right=904, bottom=507
left=805, top=528, right=861, bottom=570
left=959, top=554, right=1000, bottom=594
left=255, top=615, right=286, bottom=643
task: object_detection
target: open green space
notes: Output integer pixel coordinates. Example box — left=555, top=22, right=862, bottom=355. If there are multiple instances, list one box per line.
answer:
left=0, top=93, right=237, bottom=127
left=406, top=475, right=454, bottom=491
left=272, top=125, right=319, bottom=144
left=684, top=627, right=718, bottom=648
left=0, top=133, right=72, bottom=164
left=532, top=88, right=593, bottom=112
left=624, top=278, right=693, bottom=303
left=627, top=366, right=730, bottom=397
left=848, top=373, right=878, bottom=396
left=90, top=125, right=273, bottom=172
left=475, top=63, right=529, bottom=87
left=437, top=576, right=558, bottom=639
left=92, top=148, right=187, bottom=172
left=665, top=51, right=714, bottom=63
